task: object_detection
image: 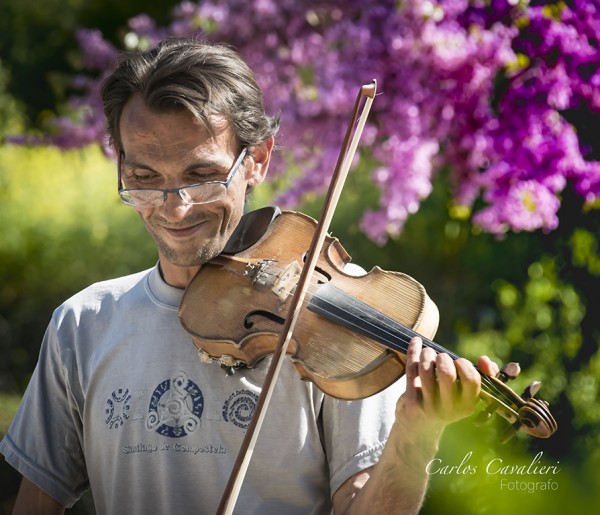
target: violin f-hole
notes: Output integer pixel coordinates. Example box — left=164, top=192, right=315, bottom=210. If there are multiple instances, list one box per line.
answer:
left=244, top=310, right=286, bottom=328
left=314, top=266, right=332, bottom=285
left=301, top=251, right=332, bottom=285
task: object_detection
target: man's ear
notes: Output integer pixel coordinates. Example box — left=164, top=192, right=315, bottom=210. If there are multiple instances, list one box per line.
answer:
left=246, top=136, right=274, bottom=188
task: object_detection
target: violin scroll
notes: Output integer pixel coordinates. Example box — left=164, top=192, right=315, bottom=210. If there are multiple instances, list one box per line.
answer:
left=476, top=362, right=558, bottom=442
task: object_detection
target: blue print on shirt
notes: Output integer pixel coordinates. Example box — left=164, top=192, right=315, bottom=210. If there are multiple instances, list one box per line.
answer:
left=105, top=388, right=131, bottom=429
left=146, top=372, right=204, bottom=438
left=222, top=389, right=258, bottom=429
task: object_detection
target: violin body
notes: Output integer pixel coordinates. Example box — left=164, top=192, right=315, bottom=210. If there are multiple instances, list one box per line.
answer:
left=179, top=209, right=440, bottom=399
left=180, top=207, right=557, bottom=440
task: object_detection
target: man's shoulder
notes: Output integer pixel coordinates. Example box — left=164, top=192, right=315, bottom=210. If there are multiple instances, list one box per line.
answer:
left=88, top=267, right=153, bottom=292
left=59, top=266, right=155, bottom=315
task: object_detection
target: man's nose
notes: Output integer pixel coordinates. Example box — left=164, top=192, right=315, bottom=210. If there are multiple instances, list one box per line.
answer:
left=160, top=190, right=194, bottom=219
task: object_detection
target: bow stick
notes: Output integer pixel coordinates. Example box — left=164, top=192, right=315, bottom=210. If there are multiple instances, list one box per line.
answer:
left=217, top=80, right=377, bottom=514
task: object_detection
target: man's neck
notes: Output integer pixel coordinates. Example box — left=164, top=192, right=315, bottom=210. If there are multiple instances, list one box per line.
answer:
left=158, top=258, right=201, bottom=289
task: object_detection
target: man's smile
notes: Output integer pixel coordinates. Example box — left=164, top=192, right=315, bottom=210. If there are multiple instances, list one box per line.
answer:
left=161, top=220, right=209, bottom=238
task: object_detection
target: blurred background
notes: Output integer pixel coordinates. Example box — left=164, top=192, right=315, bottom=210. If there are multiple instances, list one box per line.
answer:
left=1, top=1, right=599, bottom=513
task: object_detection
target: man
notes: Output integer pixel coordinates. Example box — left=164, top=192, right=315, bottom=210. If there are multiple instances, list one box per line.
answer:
left=1, top=37, right=497, bottom=514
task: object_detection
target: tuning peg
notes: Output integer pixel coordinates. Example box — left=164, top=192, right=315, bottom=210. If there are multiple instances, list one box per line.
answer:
left=497, top=362, right=521, bottom=383
left=521, top=381, right=541, bottom=400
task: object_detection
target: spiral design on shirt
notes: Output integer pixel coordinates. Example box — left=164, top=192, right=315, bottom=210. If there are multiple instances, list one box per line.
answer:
left=222, top=389, right=258, bottom=429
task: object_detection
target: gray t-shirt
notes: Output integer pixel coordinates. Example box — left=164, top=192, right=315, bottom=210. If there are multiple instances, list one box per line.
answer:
left=0, top=265, right=405, bottom=514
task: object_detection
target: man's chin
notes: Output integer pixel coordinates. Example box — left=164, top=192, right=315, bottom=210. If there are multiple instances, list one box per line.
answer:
left=159, top=243, right=223, bottom=268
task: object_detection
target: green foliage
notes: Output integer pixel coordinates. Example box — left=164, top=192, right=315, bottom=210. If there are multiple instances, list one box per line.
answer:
left=422, top=420, right=600, bottom=515
left=0, top=144, right=157, bottom=392
left=0, top=393, right=20, bottom=438
left=458, top=257, right=584, bottom=397
left=454, top=238, right=600, bottom=462
left=0, top=61, right=23, bottom=136
left=570, top=228, right=600, bottom=276
left=425, top=256, right=600, bottom=513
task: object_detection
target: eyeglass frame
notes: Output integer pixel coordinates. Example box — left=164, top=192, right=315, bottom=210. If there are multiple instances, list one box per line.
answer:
left=117, top=146, right=248, bottom=208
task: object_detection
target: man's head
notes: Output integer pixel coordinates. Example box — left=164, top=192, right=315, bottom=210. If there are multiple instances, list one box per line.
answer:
left=101, top=37, right=279, bottom=153
left=101, top=38, right=279, bottom=287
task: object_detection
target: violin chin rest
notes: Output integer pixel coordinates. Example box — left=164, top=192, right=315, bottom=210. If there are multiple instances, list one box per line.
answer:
left=222, top=206, right=282, bottom=255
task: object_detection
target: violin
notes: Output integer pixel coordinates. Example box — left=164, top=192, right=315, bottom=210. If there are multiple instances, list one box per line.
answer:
left=179, top=206, right=557, bottom=441
left=177, top=82, right=556, bottom=514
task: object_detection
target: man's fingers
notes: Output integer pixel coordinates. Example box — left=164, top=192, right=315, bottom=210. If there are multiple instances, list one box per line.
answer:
left=419, top=346, right=438, bottom=409
left=476, top=355, right=499, bottom=377
left=455, top=358, right=481, bottom=414
left=435, top=353, right=457, bottom=416
left=404, top=337, right=488, bottom=423
left=405, top=337, right=423, bottom=406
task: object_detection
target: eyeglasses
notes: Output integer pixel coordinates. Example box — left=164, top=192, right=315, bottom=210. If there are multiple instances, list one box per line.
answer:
left=118, top=147, right=248, bottom=208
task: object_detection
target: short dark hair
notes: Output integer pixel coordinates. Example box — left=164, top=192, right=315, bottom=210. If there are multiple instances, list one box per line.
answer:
left=101, top=37, right=280, bottom=151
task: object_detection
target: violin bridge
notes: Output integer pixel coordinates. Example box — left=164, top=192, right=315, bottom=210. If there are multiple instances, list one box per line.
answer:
left=271, top=261, right=302, bottom=302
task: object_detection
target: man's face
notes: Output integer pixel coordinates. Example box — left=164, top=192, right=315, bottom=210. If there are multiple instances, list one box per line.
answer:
left=119, top=95, right=270, bottom=287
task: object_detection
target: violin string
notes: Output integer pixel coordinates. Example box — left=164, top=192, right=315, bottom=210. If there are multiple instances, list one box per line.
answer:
left=234, top=262, right=514, bottom=407
left=296, top=278, right=513, bottom=406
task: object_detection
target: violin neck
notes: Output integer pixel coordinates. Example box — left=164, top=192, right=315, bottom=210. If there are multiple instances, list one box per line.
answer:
left=308, top=283, right=462, bottom=361
left=309, top=277, right=561, bottom=442
left=307, top=283, right=508, bottom=403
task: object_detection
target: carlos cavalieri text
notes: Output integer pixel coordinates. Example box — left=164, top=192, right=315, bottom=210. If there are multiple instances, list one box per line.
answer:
left=425, top=451, right=560, bottom=476
left=426, top=450, right=561, bottom=493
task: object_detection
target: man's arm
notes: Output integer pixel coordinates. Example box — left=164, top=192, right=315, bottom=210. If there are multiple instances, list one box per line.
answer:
left=12, top=477, right=65, bottom=515
left=333, top=336, right=498, bottom=514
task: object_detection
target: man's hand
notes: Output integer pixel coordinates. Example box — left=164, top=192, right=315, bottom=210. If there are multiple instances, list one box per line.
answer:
left=396, top=336, right=499, bottom=437
left=333, top=337, right=500, bottom=514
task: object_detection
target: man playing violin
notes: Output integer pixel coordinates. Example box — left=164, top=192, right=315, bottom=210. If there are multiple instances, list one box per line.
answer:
left=1, top=37, right=498, bottom=514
